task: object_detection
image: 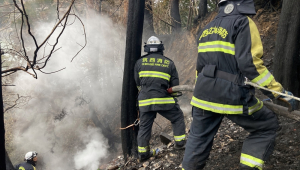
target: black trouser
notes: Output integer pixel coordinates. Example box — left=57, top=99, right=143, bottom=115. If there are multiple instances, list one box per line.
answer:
left=182, top=106, right=279, bottom=170
left=137, top=104, right=186, bottom=156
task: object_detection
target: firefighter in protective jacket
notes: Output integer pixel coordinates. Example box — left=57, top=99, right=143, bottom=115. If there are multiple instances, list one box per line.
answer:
left=134, top=36, right=186, bottom=161
left=15, top=151, right=38, bottom=170
left=182, top=0, right=296, bottom=170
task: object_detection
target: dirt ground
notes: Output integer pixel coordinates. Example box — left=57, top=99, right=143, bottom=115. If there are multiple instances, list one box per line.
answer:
left=108, top=114, right=300, bottom=170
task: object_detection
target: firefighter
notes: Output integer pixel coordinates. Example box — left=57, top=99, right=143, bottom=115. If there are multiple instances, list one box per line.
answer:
left=134, top=36, right=186, bottom=161
left=15, top=151, right=38, bottom=170
left=182, top=0, right=296, bottom=170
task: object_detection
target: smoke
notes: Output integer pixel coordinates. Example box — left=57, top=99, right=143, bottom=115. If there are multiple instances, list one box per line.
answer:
left=5, top=10, right=125, bottom=170
left=74, top=127, right=108, bottom=170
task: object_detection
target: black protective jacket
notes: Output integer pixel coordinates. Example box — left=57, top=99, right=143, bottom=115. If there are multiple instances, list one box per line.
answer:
left=191, top=1, right=283, bottom=115
left=15, top=161, right=36, bottom=170
left=134, top=52, right=179, bottom=112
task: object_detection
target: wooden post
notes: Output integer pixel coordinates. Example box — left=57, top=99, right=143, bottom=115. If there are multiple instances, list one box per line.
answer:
left=121, top=0, right=145, bottom=161
left=0, top=43, right=5, bottom=170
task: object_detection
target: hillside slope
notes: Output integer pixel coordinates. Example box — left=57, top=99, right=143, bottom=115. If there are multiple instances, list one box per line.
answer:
left=102, top=4, right=300, bottom=170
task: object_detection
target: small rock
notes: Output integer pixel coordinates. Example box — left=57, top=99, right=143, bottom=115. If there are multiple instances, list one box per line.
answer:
left=143, top=161, right=149, bottom=167
left=164, top=162, right=171, bottom=167
left=167, top=142, right=174, bottom=148
left=149, top=157, right=155, bottom=161
left=169, top=153, right=177, bottom=157
left=153, top=161, right=162, bottom=169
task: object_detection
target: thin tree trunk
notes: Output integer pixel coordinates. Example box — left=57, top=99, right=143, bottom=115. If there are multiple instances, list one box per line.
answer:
left=170, top=0, right=182, bottom=33
left=0, top=45, right=5, bottom=170
left=187, top=0, right=193, bottom=30
left=273, top=0, right=300, bottom=105
left=98, top=0, right=102, bottom=13
left=121, top=0, right=145, bottom=161
left=1, top=46, right=14, bottom=170
left=144, top=0, right=155, bottom=38
left=195, top=0, right=207, bottom=23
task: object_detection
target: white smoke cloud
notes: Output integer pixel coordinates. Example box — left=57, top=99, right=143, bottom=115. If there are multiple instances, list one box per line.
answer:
left=6, top=9, right=125, bottom=170
left=74, top=127, right=108, bottom=170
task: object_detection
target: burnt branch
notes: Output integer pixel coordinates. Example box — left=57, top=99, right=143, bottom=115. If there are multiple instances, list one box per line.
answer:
left=3, top=94, right=31, bottom=113
left=2, top=0, right=85, bottom=79
left=70, top=14, right=87, bottom=62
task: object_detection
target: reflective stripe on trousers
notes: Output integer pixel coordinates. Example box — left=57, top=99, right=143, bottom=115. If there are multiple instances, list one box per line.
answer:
left=240, top=153, right=264, bottom=170
left=174, top=134, right=186, bottom=142
left=138, top=146, right=149, bottom=153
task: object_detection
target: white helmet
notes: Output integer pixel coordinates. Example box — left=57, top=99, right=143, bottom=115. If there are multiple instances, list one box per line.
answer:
left=218, top=0, right=227, bottom=6
left=146, top=36, right=161, bottom=45
left=24, top=151, right=38, bottom=161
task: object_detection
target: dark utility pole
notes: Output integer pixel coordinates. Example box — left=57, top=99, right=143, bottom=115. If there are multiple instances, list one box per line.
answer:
left=0, top=44, right=5, bottom=170
left=0, top=45, right=15, bottom=170
left=121, top=0, right=145, bottom=161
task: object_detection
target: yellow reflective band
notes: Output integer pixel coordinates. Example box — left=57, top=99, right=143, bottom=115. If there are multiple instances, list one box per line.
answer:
left=19, top=167, right=25, bottom=170
left=268, top=79, right=283, bottom=98
left=139, top=98, right=175, bottom=107
left=138, top=146, right=149, bottom=153
left=198, top=41, right=235, bottom=55
left=139, top=71, right=171, bottom=81
left=199, top=41, right=235, bottom=48
left=251, top=69, right=274, bottom=87
left=195, top=70, right=198, bottom=84
left=248, top=99, right=263, bottom=115
left=248, top=16, right=263, bottom=61
left=151, top=149, right=156, bottom=156
left=240, top=153, right=264, bottom=170
left=191, top=96, right=243, bottom=114
left=174, top=134, right=186, bottom=141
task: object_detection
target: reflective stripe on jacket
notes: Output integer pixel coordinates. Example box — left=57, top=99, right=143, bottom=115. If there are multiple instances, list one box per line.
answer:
left=15, top=162, right=36, bottom=170
left=134, top=52, right=179, bottom=112
left=192, top=3, right=283, bottom=115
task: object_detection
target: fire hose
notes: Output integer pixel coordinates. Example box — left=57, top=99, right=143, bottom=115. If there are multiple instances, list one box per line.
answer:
left=168, top=83, right=300, bottom=122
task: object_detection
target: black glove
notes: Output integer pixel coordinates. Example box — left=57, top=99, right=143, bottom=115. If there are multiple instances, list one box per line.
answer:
left=278, top=90, right=296, bottom=111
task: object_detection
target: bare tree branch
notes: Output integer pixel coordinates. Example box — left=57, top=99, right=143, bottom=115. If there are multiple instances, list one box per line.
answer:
left=2, top=0, right=85, bottom=78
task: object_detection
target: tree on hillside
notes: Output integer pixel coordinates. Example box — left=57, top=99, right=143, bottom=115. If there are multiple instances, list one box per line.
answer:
left=121, top=0, right=145, bottom=161
left=170, top=0, right=182, bottom=32
left=197, top=0, right=208, bottom=21
left=0, top=0, right=85, bottom=169
left=144, top=0, right=155, bottom=38
left=273, top=0, right=300, bottom=105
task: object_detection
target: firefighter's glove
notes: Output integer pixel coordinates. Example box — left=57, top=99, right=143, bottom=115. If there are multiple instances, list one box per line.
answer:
left=167, top=88, right=182, bottom=97
left=170, top=92, right=182, bottom=97
left=278, top=90, right=296, bottom=112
